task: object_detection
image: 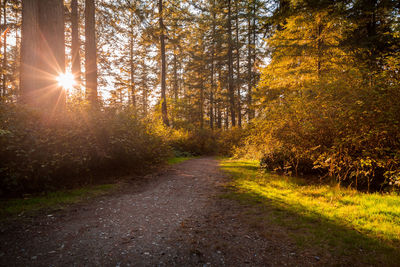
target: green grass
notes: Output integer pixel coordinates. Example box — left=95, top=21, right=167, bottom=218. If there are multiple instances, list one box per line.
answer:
left=1, top=157, right=192, bottom=218
left=167, top=156, right=195, bottom=165
left=0, top=184, right=117, bottom=219
left=220, top=158, right=400, bottom=266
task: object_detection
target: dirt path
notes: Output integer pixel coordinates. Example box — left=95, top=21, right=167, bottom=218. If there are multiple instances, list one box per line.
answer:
left=0, top=157, right=316, bottom=266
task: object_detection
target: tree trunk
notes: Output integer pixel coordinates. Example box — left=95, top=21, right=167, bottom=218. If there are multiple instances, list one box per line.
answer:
left=214, top=100, right=218, bottom=129
left=11, top=5, right=20, bottom=94
left=173, top=46, right=178, bottom=103
left=0, top=0, right=2, bottom=98
left=129, top=38, right=136, bottom=109
left=200, top=72, right=204, bottom=129
left=20, top=0, right=39, bottom=104
left=209, top=0, right=216, bottom=130
left=142, top=58, right=148, bottom=116
left=159, top=0, right=169, bottom=126
left=225, top=106, right=229, bottom=129
left=129, top=9, right=136, bottom=110
left=251, top=1, right=256, bottom=105
left=217, top=57, right=222, bottom=129
left=227, top=0, right=236, bottom=127
left=85, top=0, right=98, bottom=107
left=217, top=102, right=222, bottom=129
left=251, top=0, right=256, bottom=119
left=38, top=0, right=65, bottom=110
left=247, top=6, right=252, bottom=122
left=316, top=16, right=323, bottom=78
left=235, top=0, right=241, bottom=127
left=20, top=0, right=65, bottom=111
left=2, top=0, right=7, bottom=98
left=71, top=0, right=81, bottom=87
left=210, top=58, right=214, bottom=130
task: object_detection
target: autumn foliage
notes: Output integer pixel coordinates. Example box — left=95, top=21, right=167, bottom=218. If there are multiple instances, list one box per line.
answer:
left=234, top=1, right=400, bottom=191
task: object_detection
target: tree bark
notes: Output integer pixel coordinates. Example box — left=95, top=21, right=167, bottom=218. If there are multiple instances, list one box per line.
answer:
left=173, top=46, right=178, bottom=103
left=20, top=0, right=39, bottom=104
left=247, top=5, right=252, bottom=122
left=2, top=0, right=7, bottom=98
left=225, top=106, right=229, bottom=129
left=200, top=75, right=204, bottom=129
left=11, top=3, right=20, bottom=95
left=251, top=1, right=256, bottom=112
left=38, top=0, right=65, bottom=111
left=217, top=56, right=222, bottom=129
left=217, top=102, right=222, bottom=129
left=209, top=0, right=216, bottom=130
left=129, top=8, right=136, bottom=110
left=129, top=37, right=136, bottom=109
left=20, top=0, right=65, bottom=111
left=142, top=57, right=148, bottom=116
left=227, top=0, right=236, bottom=127
left=71, top=0, right=81, bottom=87
left=159, top=0, right=169, bottom=126
left=316, top=16, right=323, bottom=78
left=210, top=57, right=214, bottom=130
left=85, top=0, right=98, bottom=107
left=235, top=0, right=241, bottom=127
left=0, top=0, right=2, bottom=98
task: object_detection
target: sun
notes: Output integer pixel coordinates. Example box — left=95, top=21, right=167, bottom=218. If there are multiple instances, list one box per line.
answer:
left=57, top=72, right=76, bottom=90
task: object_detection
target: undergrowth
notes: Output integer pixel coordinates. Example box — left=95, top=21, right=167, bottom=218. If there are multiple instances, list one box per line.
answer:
left=220, top=158, right=400, bottom=266
left=0, top=104, right=171, bottom=196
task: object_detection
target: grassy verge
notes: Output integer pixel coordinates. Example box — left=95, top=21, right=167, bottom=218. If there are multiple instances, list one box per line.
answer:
left=0, top=184, right=117, bottom=219
left=1, top=157, right=191, bottom=219
left=167, top=156, right=195, bottom=165
left=220, top=158, right=400, bottom=266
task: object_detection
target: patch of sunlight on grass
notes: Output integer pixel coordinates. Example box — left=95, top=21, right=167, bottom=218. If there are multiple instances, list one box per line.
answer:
left=167, top=156, right=196, bottom=165
left=0, top=184, right=117, bottom=219
left=219, top=158, right=400, bottom=266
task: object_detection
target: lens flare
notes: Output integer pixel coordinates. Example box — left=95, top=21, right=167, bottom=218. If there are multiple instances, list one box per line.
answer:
left=57, top=72, right=76, bottom=90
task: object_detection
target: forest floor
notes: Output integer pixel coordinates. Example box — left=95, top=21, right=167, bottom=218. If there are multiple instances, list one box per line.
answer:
left=0, top=157, right=370, bottom=266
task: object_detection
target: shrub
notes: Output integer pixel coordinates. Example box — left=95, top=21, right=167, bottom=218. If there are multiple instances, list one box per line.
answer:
left=167, top=127, right=218, bottom=156
left=0, top=104, right=171, bottom=196
left=216, top=127, right=248, bottom=157
left=234, top=75, right=400, bottom=191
